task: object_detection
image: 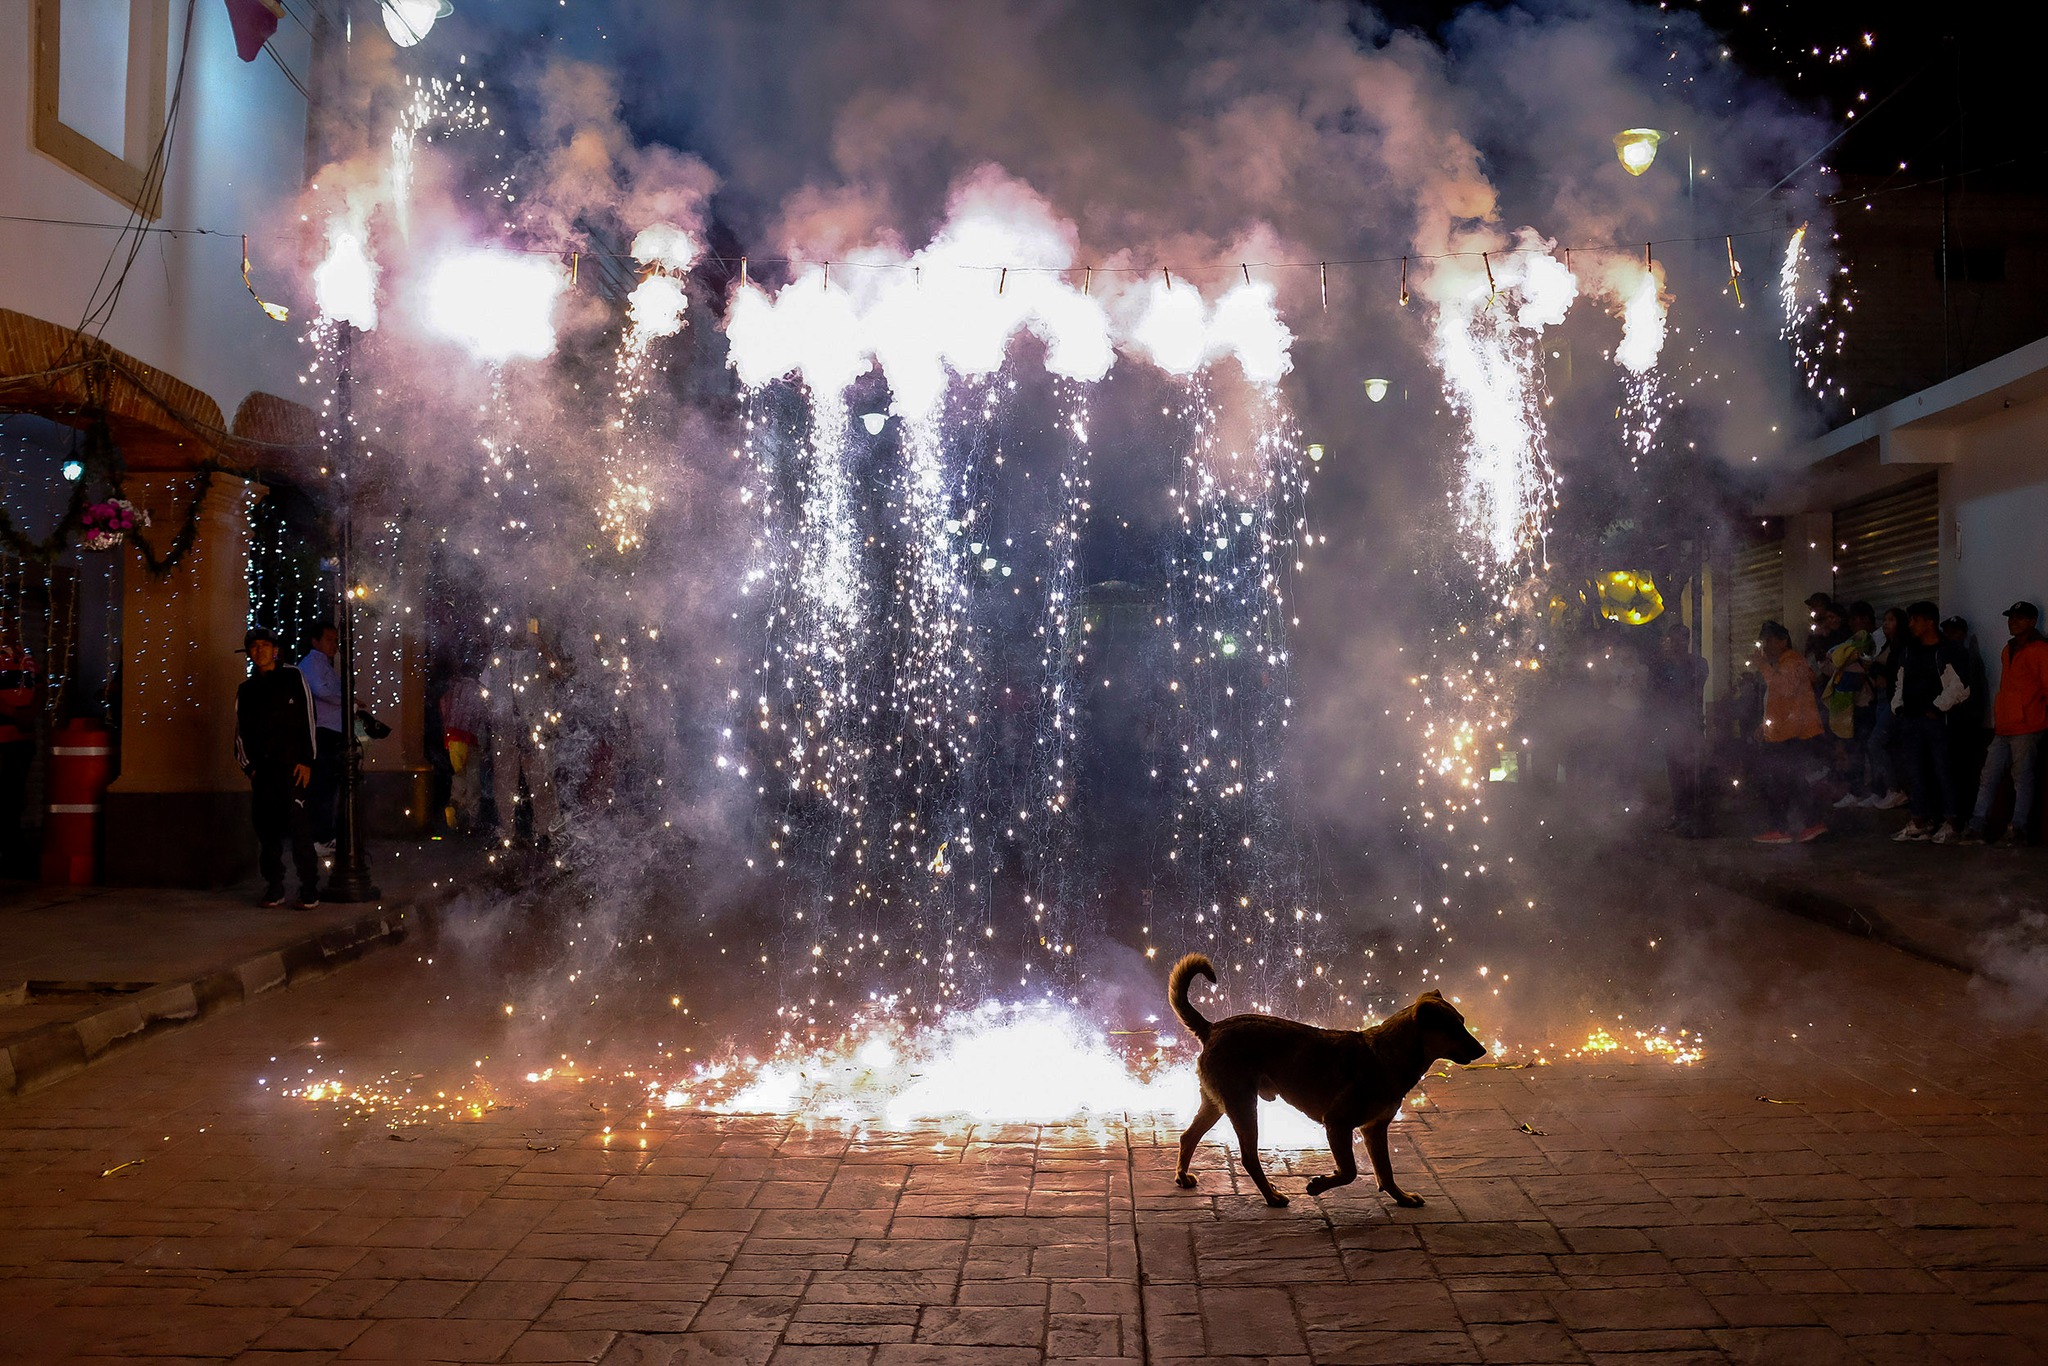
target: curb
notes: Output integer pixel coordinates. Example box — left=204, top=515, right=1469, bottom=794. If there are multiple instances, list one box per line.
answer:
left=1695, top=865, right=1975, bottom=976
left=0, top=897, right=444, bottom=1100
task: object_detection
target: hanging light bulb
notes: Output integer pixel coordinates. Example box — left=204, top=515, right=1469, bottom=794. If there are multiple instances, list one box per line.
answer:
left=61, top=460, right=84, bottom=481
left=1614, top=128, right=1663, bottom=176
left=382, top=0, right=452, bottom=47
left=1363, top=377, right=1390, bottom=403
left=858, top=412, right=888, bottom=436
left=1305, top=443, right=1325, bottom=463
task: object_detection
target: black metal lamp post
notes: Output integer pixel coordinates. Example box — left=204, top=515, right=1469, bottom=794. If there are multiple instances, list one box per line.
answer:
left=325, top=321, right=380, bottom=903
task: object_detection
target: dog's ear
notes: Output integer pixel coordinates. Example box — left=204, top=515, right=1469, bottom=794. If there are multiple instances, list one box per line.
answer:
left=1421, top=989, right=1445, bottom=1001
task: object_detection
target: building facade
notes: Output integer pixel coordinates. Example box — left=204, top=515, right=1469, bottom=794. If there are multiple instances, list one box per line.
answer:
left=1, top=0, right=428, bottom=885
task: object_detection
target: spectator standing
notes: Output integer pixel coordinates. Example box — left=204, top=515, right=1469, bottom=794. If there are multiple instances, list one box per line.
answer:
left=1651, top=623, right=1710, bottom=836
left=1752, top=621, right=1827, bottom=844
left=1959, top=601, right=2048, bottom=846
left=295, top=622, right=344, bottom=855
left=1891, top=602, right=1974, bottom=843
left=438, top=667, right=488, bottom=834
left=1942, top=615, right=1991, bottom=812
left=234, top=627, right=319, bottom=908
left=0, top=643, right=38, bottom=876
left=1858, top=607, right=1909, bottom=808
left=1822, top=605, right=1874, bottom=803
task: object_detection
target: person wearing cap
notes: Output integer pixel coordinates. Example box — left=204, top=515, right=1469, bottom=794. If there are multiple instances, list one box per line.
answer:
left=1891, top=602, right=1974, bottom=843
left=234, top=627, right=320, bottom=908
left=1959, top=601, right=2048, bottom=847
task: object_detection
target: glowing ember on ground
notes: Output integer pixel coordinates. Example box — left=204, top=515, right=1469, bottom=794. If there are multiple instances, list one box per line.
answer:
left=282, top=1002, right=1703, bottom=1151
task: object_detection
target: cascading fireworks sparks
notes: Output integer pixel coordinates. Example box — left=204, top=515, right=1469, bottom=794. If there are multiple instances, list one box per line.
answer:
left=256, top=0, right=1875, bottom=1130
left=1431, top=271, right=1564, bottom=574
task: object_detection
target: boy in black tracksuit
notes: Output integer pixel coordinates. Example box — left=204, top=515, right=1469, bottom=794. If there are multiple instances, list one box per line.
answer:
left=235, top=627, right=321, bottom=907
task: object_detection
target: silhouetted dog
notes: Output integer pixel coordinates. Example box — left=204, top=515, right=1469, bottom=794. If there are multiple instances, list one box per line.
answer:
left=1169, top=953, right=1486, bottom=1208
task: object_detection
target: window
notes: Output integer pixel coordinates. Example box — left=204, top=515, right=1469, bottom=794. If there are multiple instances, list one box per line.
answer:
left=32, top=0, right=172, bottom=216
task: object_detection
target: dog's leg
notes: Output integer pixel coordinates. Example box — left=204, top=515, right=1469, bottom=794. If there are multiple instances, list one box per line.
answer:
left=1304, top=1121, right=1359, bottom=1197
left=1364, top=1121, right=1424, bottom=1207
left=1176, top=1096, right=1224, bottom=1189
left=1223, top=1096, right=1287, bottom=1207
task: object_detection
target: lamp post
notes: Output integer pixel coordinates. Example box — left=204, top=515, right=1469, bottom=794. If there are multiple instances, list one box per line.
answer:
left=325, top=321, right=380, bottom=903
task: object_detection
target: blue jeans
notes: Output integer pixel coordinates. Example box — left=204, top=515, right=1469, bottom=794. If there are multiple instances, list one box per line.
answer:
left=1970, top=731, right=2045, bottom=836
left=1865, top=703, right=1900, bottom=794
left=1899, top=713, right=1963, bottom=825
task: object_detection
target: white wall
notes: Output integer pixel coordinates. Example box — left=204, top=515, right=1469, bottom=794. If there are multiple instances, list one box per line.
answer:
left=1945, top=396, right=2048, bottom=694
left=0, top=0, right=312, bottom=415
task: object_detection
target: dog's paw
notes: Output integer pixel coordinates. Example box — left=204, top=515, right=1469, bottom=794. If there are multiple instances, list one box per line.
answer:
left=1173, top=1172, right=1198, bottom=1189
left=1263, top=1191, right=1291, bottom=1208
left=1304, top=1174, right=1337, bottom=1196
left=1388, top=1189, right=1426, bottom=1208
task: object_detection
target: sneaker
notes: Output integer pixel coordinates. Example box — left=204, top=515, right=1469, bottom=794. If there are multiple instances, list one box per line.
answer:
left=1855, top=793, right=1883, bottom=808
left=1797, top=823, right=1828, bottom=842
left=1931, top=823, right=1959, bottom=844
left=1752, top=830, right=1795, bottom=845
left=1957, top=827, right=1988, bottom=847
left=1893, top=821, right=1933, bottom=842
left=295, top=892, right=322, bottom=910
left=1832, top=793, right=1862, bottom=809
left=1994, top=828, right=2030, bottom=848
left=260, top=885, right=287, bottom=908
left=1875, top=790, right=1910, bottom=810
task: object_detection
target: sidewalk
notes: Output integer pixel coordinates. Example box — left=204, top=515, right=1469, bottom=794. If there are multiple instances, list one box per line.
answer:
left=1677, top=803, right=2048, bottom=981
left=0, top=837, right=481, bottom=1098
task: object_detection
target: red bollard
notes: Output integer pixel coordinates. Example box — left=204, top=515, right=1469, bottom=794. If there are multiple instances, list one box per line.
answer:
left=41, top=718, right=111, bottom=885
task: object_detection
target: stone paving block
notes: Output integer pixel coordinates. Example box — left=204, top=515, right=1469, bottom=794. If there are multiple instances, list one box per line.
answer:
left=914, top=1304, right=1046, bottom=1346
left=1469, top=1320, right=1586, bottom=1363
left=1548, top=1286, right=1722, bottom=1331
left=338, top=1317, right=526, bottom=1360
left=1302, top=1328, right=1481, bottom=1364
left=1704, top=1325, right=1864, bottom=1365
left=664, top=1329, right=782, bottom=1364
left=1199, top=1286, right=1305, bottom=1356
left=503, top=1328, right=619, bottom=1360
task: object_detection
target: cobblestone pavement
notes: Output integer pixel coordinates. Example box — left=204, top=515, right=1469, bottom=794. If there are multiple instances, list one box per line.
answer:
left=2, top=878, right=2046, bottom=1365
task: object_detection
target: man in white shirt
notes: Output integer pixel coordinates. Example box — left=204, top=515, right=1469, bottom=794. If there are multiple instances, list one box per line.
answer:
left=295, top=622, right=345, bottom=855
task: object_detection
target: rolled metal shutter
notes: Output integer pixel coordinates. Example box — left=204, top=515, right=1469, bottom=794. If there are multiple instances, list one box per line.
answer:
left=1727, top=535, right=1784, bottom=651
left=1833, top=475, right=1939, bottom=613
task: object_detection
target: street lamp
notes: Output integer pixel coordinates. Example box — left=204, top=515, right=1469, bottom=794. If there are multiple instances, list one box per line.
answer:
left=858, top=411, right=888, bottom=436
left=382, top=0, right=452, bottom=47
left=1614, top=128, right=1663, bottom=176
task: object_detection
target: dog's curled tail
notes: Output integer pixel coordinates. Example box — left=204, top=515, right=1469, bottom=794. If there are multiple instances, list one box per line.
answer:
left=1168, top=954, right=1217, bottom=1043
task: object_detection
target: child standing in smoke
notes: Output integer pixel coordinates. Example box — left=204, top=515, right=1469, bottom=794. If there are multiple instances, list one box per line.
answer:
left=487, top=623, right=561, bottom=848
left=1751, top=621, right=1826, bottom=845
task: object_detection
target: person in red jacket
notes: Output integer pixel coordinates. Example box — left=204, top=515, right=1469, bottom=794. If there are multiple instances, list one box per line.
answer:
left=1960, top=601, right=2048, bottom=846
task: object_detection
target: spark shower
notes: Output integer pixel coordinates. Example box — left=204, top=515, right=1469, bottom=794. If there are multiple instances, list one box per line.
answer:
left=279, top=0, right=1842, bottom=1124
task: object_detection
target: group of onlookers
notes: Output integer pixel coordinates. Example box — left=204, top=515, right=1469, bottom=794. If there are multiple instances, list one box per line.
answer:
left=1748, top=595, right=2047, bottom=846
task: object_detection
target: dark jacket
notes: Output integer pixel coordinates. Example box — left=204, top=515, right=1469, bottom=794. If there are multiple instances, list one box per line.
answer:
left=1893, top=638, right=1971, bottom=720
left=236, top=666, right=317, bottom=775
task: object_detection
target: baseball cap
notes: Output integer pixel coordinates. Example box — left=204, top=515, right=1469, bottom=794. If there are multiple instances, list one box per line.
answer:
left=2005, top=600, right=2039, bottom=620
left=1803, top=592, right=1834, bottom=609
left=241, top=626, right=278, bottom=653
left=1940, top=616, right=1968, bottom=634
